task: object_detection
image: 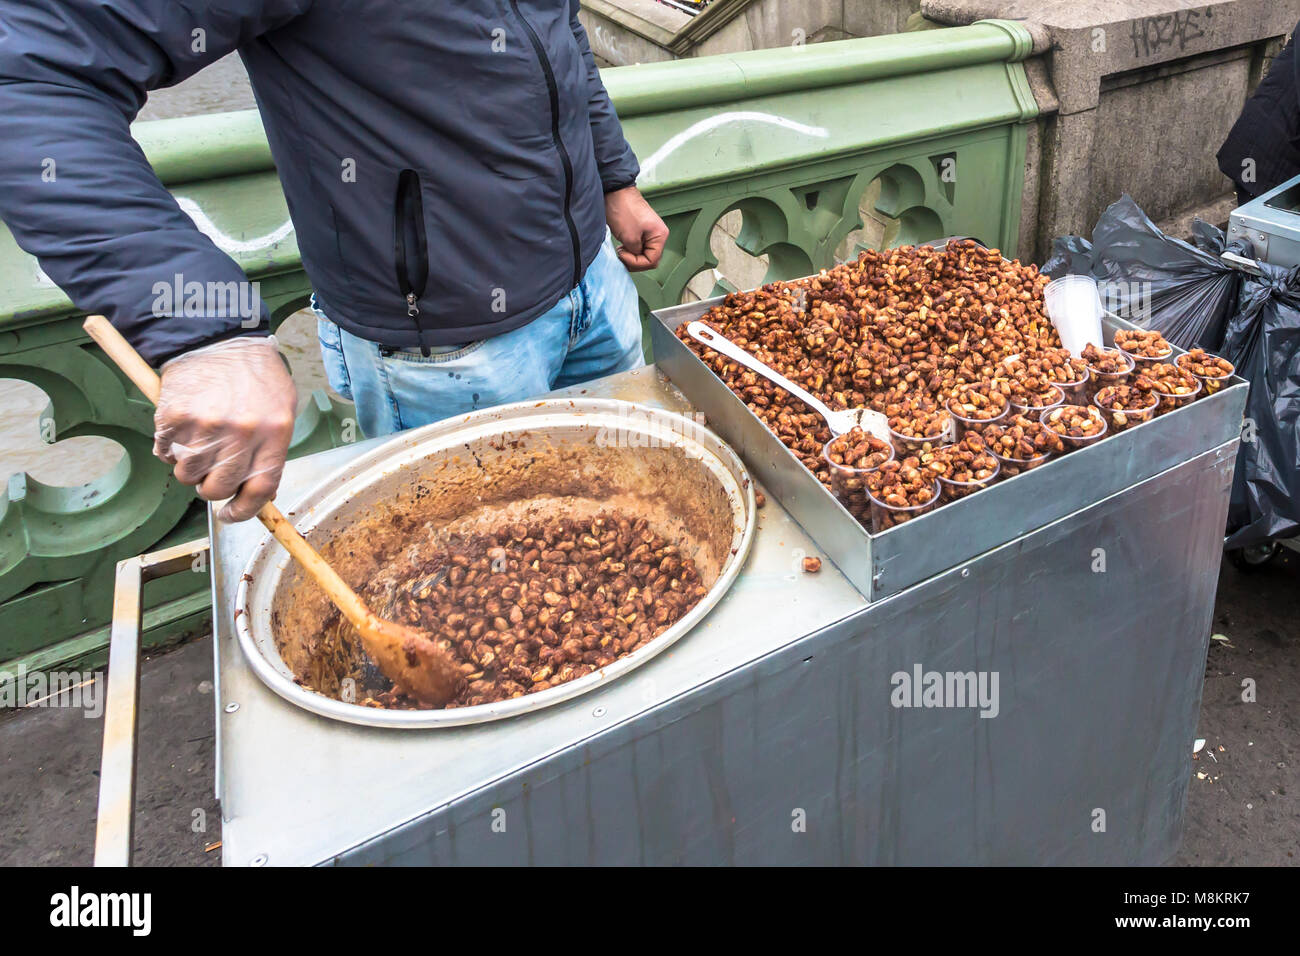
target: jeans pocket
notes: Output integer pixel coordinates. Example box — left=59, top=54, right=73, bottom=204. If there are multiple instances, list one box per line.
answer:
left=380, top=340, right=487, bottom=364
left=315, top=317, right=355, bottom=401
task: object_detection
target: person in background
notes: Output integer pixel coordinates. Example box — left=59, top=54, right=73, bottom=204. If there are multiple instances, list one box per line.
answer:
left=0, top=0, right=668, bottom=521
left=1218, top=23, right=1300, bottom=206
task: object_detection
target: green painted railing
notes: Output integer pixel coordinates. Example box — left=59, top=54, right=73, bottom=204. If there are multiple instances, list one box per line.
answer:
left=0, top=20, right=1035, bottom=674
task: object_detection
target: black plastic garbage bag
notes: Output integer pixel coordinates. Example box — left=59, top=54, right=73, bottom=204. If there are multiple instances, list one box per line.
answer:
left=1042, top=195, right=1248, bottom=351
left=1041, top=233, right=1094, bottom=280
left=1223, top=262, right=1300, bottom=548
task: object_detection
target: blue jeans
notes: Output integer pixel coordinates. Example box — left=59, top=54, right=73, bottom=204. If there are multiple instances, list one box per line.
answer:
left=313, top=235, right=644, bottom=438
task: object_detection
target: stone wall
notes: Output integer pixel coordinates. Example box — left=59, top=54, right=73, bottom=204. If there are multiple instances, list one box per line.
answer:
left=583, top=0, right=1299, bottom=261
left=922, top=0, right=1296, bottom=258
left=582, top=0, right=921, bottom=64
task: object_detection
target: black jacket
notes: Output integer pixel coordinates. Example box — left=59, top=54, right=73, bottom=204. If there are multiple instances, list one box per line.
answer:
left=1218, top=26, right=1300, bottom=202
left=0, top=0, right=640, bottom=363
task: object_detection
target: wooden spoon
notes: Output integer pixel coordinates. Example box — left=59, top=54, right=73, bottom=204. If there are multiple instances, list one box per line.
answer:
left=83, top=315, right=461, bottom=707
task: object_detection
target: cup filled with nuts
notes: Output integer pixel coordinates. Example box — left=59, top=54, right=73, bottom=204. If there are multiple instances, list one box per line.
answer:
left=1176, top=348, right=1235, bottom=396
left=1114, top=328, right=1173, bottom=369
left=1041, top=403, right=1109, bottom=451
left=887, top=405, right=952, bottom=456
left=944, top=385, right=1010, bottom=439
left=979, top=414, right=1065, bottom=476
left=1004, top=347, right=1090, bottom=405
left=823, top=427, right=895, bottom=528
left=1136, top=362, right=1202, bottom=414
left=864, top=458, right=941, bottom=533
left=1007, top=379, right=1066, bottom=422
left=921, top=433, right=1001, bottom=502
left=1093, top=384, right=1158, bottom=432
left=1081, top=344, right=1134, bottom=400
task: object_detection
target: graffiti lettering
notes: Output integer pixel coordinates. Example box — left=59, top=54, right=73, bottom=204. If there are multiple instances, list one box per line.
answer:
left=1130, top=9, right=1207, bottom=58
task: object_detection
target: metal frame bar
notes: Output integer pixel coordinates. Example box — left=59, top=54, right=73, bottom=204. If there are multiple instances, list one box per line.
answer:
left=93, top=537, right=209, bottom=867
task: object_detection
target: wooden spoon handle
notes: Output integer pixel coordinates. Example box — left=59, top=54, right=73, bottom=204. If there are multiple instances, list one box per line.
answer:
left=82, top=315, right=373, bottom=632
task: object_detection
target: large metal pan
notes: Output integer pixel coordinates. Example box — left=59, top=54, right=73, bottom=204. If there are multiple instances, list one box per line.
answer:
left=234, top=399, right=755, bottom=729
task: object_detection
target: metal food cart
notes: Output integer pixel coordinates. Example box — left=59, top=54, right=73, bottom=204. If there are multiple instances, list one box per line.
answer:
left=97, top=305, right=1244, bottom=865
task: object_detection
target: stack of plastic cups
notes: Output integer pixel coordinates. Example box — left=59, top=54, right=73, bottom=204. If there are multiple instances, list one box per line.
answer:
left=1044, top=274, right=1104, bottom=358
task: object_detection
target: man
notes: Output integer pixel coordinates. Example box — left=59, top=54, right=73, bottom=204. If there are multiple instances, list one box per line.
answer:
left=1218, top=24, right=1300, bottom=205
left=0, top=1, right=667, bottom=521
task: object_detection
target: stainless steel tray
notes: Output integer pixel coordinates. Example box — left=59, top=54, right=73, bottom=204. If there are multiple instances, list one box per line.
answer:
left=652, top=293, right=1248, bottom=601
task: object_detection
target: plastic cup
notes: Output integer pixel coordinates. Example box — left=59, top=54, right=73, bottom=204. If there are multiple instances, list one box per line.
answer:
left=1092, top=387, right=1157, bottom=432
left=1176, top=352, right=1235, bottom=397
left=991, top=448, right=1053, bottom=478
left=938, top=457, right=1001, bottom=503
left=1040, top=405, right=1109, bottom=451
left=944, top=396, right=1008, bottom=440
left=867, top=478, right=941, bottom=533
left=888, top=414, right=952, bottom=456
left=1008, top=383, right=1065, bottom=422
left=1150, top=376, right=1202, bottom=415
left=1118, top=344, right=1173, bottom=372
left=823, top=439, right=894, bottom=529
left=1054, top=367, right=1090, bottom=405
left=1083, top=348, right=1134, bottom=400
left=1114, top=328, right=1174, bottom=369
left=1044, top=275, right=1104, bottom=357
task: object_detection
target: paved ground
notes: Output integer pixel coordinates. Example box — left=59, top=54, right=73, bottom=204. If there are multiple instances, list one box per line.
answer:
left=0, top=639, right=220, bottom=867
left=1175, top=547, right=1300, bottom=865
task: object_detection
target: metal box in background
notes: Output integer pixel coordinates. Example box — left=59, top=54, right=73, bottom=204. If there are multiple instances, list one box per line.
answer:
left=1228, top=172, right=1300, bottom=268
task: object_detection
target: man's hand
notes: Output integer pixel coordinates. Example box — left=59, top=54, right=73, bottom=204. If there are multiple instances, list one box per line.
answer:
left=605, top=186, right=668, bottom=271
left=154, top=337, right=298, bottom=522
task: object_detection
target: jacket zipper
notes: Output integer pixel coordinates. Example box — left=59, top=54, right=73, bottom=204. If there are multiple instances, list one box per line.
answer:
left=394, top=168, right=432, bottom=355
left=509, top=0, right=583, bottom=290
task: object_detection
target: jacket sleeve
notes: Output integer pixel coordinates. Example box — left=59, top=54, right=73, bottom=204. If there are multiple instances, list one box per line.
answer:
left=569, top=0, right=640, bottom=193
left=0, top=0, right=313, bottom=364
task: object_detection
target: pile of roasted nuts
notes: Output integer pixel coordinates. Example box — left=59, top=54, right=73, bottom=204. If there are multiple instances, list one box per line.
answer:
left=946, top=383, right=1010, bottom=435
left=865, top=458, right=939, bottom=530
left=920, top=434, right=1000, bottom=501
left=677, top=241, right=1234, bottom=531
left=367, top=512, right=708, bottom=708
left=1043, top=404, right=1107, bottom=448
left=1138, top=361, right=1202, bottom=412
left=1094, top=384, right=1158, bottom=431
left=979, top=414, right=1064, bottom=475
left=1115, top=328, right=1173, bottom=361
left=1177, top=348, right=1236, bottom=394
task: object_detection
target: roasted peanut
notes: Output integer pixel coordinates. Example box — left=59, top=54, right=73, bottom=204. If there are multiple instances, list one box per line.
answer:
left=1134, top=362, right=1201, bottom=413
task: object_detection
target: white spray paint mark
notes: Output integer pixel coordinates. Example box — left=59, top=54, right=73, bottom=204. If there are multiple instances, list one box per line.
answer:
left=175, top=196, right=295, bottom=254
left=638, top=112, right=829, bottom=183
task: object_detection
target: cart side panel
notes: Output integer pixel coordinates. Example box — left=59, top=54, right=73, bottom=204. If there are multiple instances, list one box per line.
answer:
left=330, top=441, right=1235, bottom=866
